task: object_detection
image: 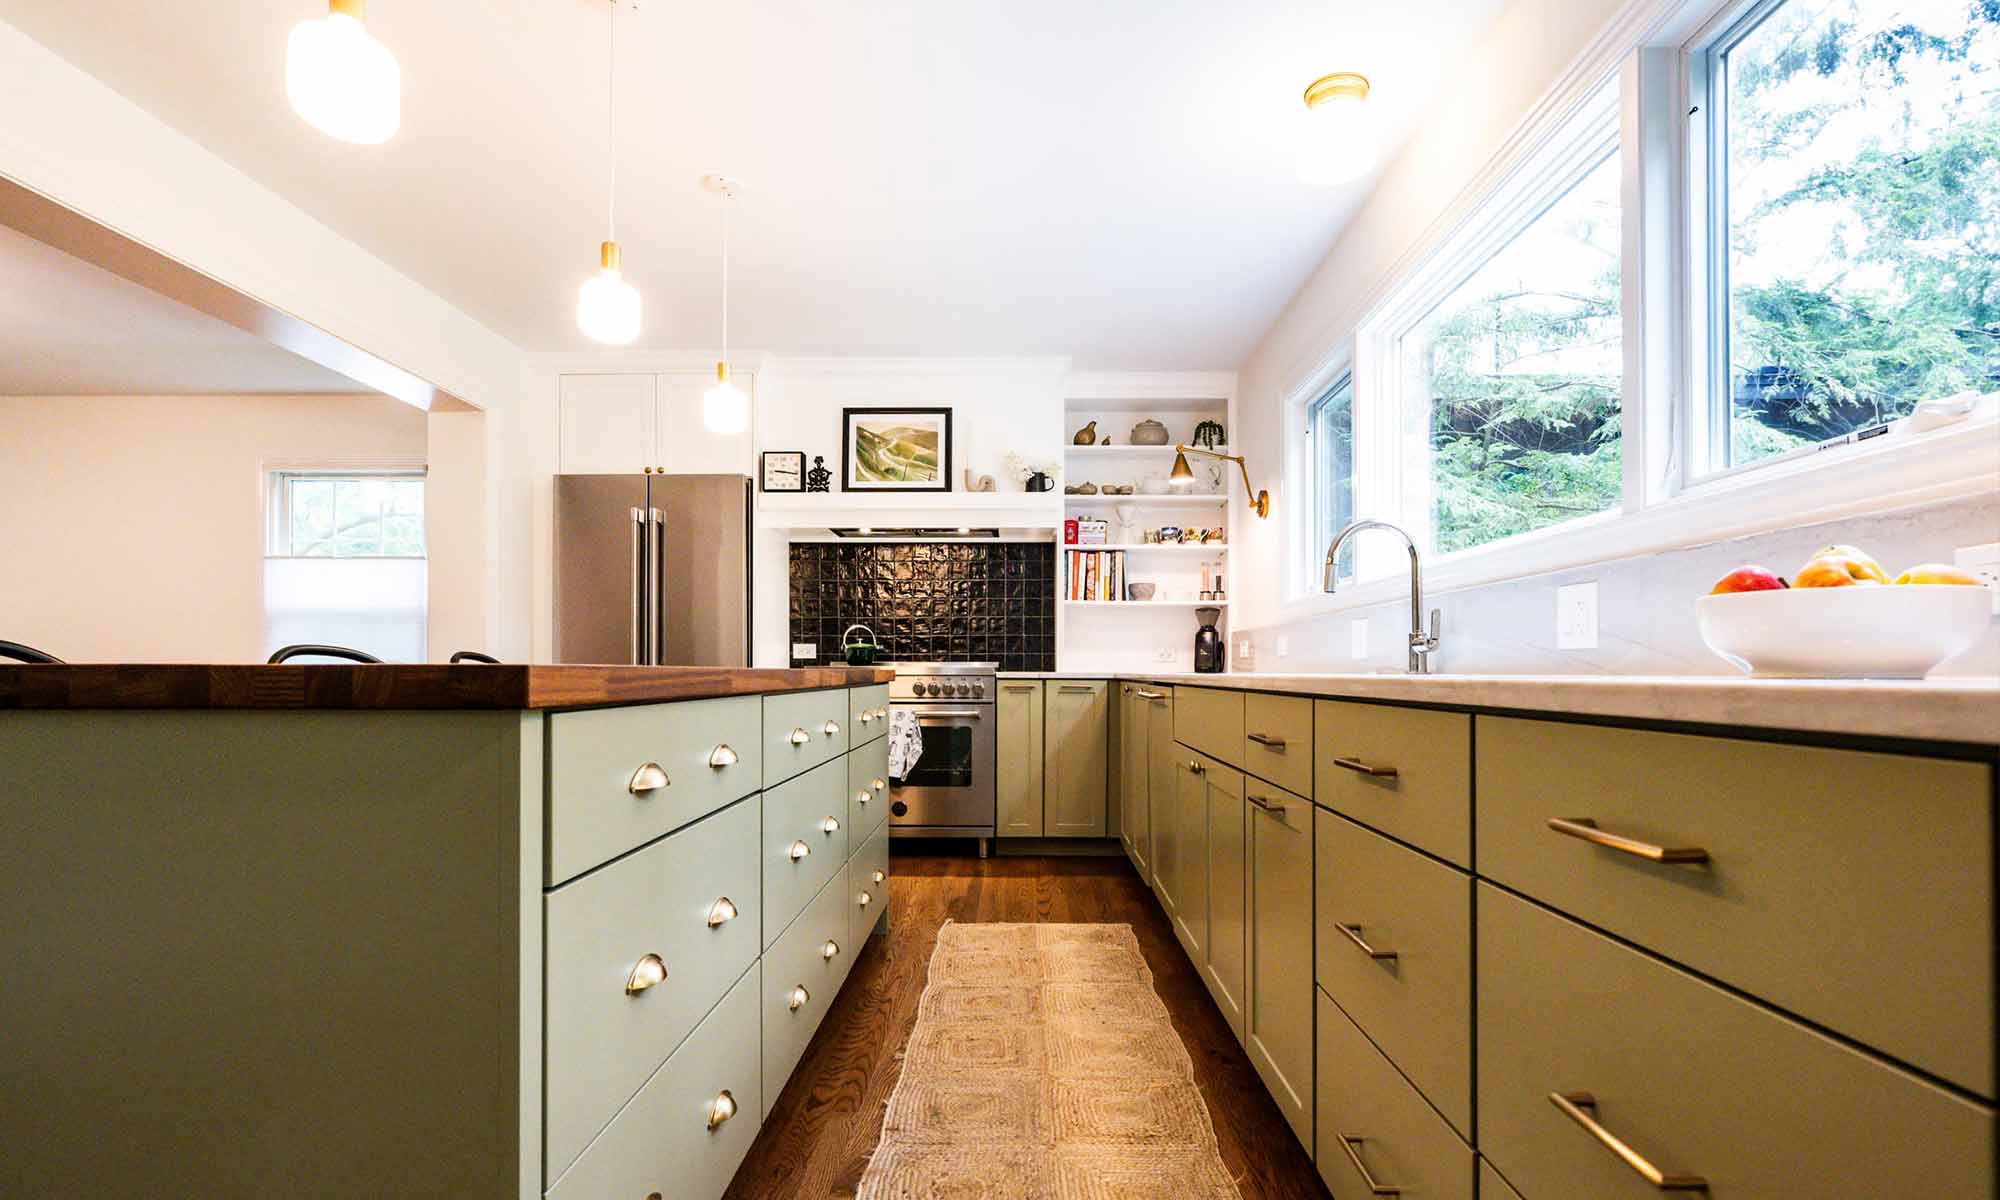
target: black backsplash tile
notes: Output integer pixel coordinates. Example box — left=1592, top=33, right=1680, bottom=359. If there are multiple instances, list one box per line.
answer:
left=789, top=542, right=1055, bottom=671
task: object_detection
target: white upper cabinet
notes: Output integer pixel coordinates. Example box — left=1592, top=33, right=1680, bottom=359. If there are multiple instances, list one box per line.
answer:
left=559, top=371, right=756, bottom=476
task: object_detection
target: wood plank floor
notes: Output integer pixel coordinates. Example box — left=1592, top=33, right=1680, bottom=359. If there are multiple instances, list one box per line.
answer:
left=724, top=852, right=1332, bottom=1200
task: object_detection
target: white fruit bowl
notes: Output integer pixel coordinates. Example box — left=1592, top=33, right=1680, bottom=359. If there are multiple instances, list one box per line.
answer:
left=1696, top=585, right=1992, bottom=678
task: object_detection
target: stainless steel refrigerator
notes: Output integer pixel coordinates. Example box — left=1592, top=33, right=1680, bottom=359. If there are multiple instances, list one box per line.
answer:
left=554, top=473, right=753, bottom=666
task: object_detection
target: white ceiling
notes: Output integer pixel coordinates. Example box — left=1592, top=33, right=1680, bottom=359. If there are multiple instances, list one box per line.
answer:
left=0, top=0, right=1506, bottom=367
left=0, top=221, right=371, bottom=395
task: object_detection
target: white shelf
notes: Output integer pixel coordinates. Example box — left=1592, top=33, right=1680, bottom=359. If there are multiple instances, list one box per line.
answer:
left=1063, top=444, right=1230, bottom=457
left=1062, top=494, right=1227, bottom=508
left=1060, top=542, right=1227, bottom=553
left=1063, top=599, right=1230, bottom=608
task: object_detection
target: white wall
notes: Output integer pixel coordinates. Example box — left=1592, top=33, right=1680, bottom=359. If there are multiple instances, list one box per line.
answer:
left=425, top=410, right=489, bottom=660
left=0, top=394, right=426, bottom=663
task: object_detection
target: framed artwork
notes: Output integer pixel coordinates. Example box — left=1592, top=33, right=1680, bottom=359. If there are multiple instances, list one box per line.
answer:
left=760, top=450, right=806, bottom=493
left=840, top=407, right=952, bottom=492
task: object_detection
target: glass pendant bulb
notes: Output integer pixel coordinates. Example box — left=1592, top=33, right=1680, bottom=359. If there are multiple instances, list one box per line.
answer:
left=578, top=241, right=641, bottom=345
left=1295, top=72, right=1377, bottom=187
left=704, top=362, right=750, bottom=434
left=287, top=0, right=401, bottom=145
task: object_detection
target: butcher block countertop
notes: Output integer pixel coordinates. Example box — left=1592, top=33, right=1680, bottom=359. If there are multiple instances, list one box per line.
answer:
left=0, top=664, right=894, bottom=711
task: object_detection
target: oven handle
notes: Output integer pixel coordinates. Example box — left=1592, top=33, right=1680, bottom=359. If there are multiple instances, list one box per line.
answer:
left=911, top=710, right=983, bottom=720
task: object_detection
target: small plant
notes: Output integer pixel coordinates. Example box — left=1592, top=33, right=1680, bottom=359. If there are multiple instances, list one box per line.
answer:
left=1003, top=453, right=1059, bottom=483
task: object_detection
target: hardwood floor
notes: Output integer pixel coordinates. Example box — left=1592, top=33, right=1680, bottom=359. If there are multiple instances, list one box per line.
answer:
left=724, top=852, right=1332, bottom=1200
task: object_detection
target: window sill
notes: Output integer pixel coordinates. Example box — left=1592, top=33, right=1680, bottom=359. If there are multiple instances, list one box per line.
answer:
left=1277, top=412, right=2000, bottom=624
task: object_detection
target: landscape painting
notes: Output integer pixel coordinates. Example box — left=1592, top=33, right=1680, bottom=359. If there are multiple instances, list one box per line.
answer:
left=841, top=407, right=952, bottom=492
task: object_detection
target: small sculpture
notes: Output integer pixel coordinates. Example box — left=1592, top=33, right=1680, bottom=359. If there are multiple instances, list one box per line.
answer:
left=805, top=456, right=832, bottom=493
left=1192, top=419, right=1226, bottom=448
left=963, top=468, right=997, bottom=493
left=1072, top=420, right=1099, bottom=445
left=1062, top=481, right=1100, bottom=495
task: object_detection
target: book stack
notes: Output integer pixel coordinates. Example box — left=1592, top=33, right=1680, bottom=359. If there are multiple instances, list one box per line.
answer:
left=1065, top=548, right=1127, bottom=601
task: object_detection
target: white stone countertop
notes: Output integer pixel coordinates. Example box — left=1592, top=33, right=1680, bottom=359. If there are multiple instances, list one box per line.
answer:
left=994, top=670, right=2000, bottom=746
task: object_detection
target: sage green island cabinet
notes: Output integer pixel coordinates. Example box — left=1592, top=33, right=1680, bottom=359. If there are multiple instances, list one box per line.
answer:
left=996, top=680, right=1046, bottom=837
left=1045, top=680, right=1110, bottom=836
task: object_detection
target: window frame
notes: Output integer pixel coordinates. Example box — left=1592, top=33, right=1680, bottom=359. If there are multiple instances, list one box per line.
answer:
left=1305, top=369, right=1356, bottom=574
left=266, top=467, right=429, bottom=560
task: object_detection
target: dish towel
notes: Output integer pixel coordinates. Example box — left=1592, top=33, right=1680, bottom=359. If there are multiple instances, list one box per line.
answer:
left=886, top=708, right=924, bottom=782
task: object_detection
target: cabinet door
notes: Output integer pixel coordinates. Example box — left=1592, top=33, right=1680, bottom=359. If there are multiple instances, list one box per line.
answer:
left=996, top=682, right=1045, bottom=837
left=1147, top=689, right=1178, bottom=914
left=656, top=370, right=755, bottom=476
left=1248, top=780, right=1315, bottom=1146
left=560, top=374, right=656, bottom=474
left=1205, top=763, right=1248, bottom=1042
left=1172, top=753, right=1214, bottom=964
left=1118, top=685, right=1151, bottom=876
left=1044, top=681, right=1108, bottom=837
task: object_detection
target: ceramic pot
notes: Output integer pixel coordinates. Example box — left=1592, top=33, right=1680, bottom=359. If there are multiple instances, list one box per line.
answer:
left=1130, top=419, right=1169, bottom=446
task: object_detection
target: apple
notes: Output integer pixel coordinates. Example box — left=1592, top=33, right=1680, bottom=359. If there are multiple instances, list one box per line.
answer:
left=1794, top=555, right=1887, bottom=588
left=1710, top=565, right=1788, bottom=594
left=1806, top=543, right=1890, bottom=584
left=1892, top=563, right=1983, bottom=586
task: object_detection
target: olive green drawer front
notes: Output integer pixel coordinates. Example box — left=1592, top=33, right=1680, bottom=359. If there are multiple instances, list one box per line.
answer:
left=763, top=757, right=849, bottom=948
left=1175, top=685, right=1245, bottom=769
left=763, top=687, right=850, bottom=787
left=1314, top=808, right=1472, bottom=1137
left=1480, top=1159, right=1528, bottom=1200
left=545, top=961, right=762, bottom=1200
left=850, top=822, right=890, bottom=951
left=1316, top=988, right=1474, bottom=1200
left=546, top=694, right=762, bottom=884
left=849, top=683, right=891, bottom=745
left=543, top=794, right=761, bottom=1185
left=1477, top=716, right=1994, bottom=1096
left=848, top=734, right=890, bottom=842
left=1313, top=700, right=1471, bottom=868
left=763, top=864, right=853, bottom=1116
left=1242, top=692, right=1312, bottom=797
left=1478, top=885, right=1995, bottom=1199
left=1247, top=778, right=1315, bottom=1147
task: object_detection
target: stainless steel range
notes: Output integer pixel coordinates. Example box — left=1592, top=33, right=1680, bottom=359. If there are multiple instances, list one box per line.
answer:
left=887, top=661, right=997, bottom=856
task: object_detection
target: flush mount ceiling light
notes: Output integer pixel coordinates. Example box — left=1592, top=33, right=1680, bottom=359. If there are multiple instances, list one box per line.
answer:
left=1171, top=444, right=1271, bottom=518
left=577, top=1, right=641, bottom=345
left=287, top=0, right=401, bottom=144
left=1295, top=72, right=1377, bottom=187
left=701, top=175, right=751, bottom=434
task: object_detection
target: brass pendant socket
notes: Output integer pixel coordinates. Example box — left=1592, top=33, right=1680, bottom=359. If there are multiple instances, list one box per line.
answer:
left=1304, top=72, right=1370, bottom=109
left=600, top=240, right=622, bottom=271
left=716, top=360, right=731, bottom=383
left=330, top=0, right=366, bottom=19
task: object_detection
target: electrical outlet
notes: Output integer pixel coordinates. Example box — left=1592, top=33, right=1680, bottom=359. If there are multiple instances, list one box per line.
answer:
left=1955, top=542, right=2000, bottom=614
left=1238, top=637, right=1253, bottom=658
left=791, top=642, right=817, bottom=660
left=1556, top=582, right=1599, bottom=650
left=1275, top=635, right=1290, bottom=658
left=1349, top=620, right=1368, bottom=659
left=1153, top=646, right=1175, bottom=663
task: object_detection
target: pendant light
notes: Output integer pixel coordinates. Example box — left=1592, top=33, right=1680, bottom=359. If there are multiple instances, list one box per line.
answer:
left=701, top=175, right=750, bottom=434
left=1295, top=72, right=1377, bottom=187
left=577, top=1, right=641, bottom=345
left=287, top=0, right=401, bottom=144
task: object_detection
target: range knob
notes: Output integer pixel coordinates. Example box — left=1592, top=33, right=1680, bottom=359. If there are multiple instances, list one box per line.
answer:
left=948, top=683, right=966, bottom=697
left=915, top=682, right=934, bottom=697
left=971, top=682, right=985, bottom=697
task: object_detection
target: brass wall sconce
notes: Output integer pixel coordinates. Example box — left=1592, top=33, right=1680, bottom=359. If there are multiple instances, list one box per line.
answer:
left=1170, top=444, right=1271, bottom=518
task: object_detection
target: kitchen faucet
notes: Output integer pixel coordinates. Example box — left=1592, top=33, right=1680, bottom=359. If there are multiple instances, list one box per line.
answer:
left=1323, top=519, right=1442, bottom=674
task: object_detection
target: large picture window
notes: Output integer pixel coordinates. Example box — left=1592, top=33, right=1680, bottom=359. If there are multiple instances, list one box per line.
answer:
left=1702, top=0, right=2000, bottom=472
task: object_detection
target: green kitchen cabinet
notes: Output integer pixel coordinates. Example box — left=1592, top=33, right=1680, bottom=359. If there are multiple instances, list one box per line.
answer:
left=996, top=680, right=1046, bottom=837
left=1203, top=757, right=1248, bottom=1042
left=1247, top=777, right=1315, bottom=1147
left=1169, top=750, right=1216, bottom=964
left=1118, top=683, right=1162, bottom=880
left=1044, top=681, right=1109, bottom=837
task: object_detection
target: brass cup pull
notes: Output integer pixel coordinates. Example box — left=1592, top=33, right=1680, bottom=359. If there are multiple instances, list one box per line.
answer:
left=1248, top=793, right=1287, bottom=816
left=873, top=706, right=888, bottom=720
left=788, top=727, right=811, bottom=746
left=1336, top=1135, right=1401, bottom=1196
left=706, top=1089, right=737, bottom=1132
left=628, top=762, right=669, bottom=794
left=822, top=815, right=841, bottom=834
left=1548, top=817, right=1710, bottom=864
left=859, top=710, right=875, bottom=724
left=1247, top=732, right=1287, bottom=749
left=1549, top=1092, right=1707, bottom=1190
left=856, top=789, right=872, bottom=806
left=872, top=869, right=886, bottom=885
left=823, top=720, right=841, bottom=737
left=858, top=890, right=872, bottom=907
left=872, top=777, right=887, bottom=791
left=788, top=984, right=810, bottom=1011
left=706, top=896, right=738, bottom=928
left=1332, top=756, right=1398, bottom=778
left=788, top=840, right=811, bottom=861
left=708, top=743, right=739, bottom=768
left=822, top=939, right=841, bottom=960
left=1336, top=922, right=1397, bottom=961
left=625, top=952, right=667, bottom=995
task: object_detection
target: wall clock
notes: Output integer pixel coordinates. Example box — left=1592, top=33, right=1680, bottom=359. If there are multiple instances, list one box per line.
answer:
left=760, top=450, right=806, bottom=493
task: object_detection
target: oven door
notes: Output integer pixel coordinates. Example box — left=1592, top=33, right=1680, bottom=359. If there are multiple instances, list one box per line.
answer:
left=890, top=703, right=996, bottom=834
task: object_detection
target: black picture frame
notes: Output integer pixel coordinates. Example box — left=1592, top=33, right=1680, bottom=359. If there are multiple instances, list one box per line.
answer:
left=840, top=407, right=953, bottom=493
left=760, top=450, right=806, bottom=493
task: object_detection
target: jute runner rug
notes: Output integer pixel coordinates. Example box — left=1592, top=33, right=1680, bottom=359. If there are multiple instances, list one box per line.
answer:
left=857, top=921, right=1242, bottom=1199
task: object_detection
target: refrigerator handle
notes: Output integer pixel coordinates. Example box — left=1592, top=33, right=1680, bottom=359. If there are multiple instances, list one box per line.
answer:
left=628, top=507, right=647, bottom=665
left=646, top=507, right=665, bottom=665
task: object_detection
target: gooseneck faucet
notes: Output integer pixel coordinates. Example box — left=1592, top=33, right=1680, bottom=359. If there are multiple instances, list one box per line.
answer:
left=1323, top=519, right=1442, bottom=674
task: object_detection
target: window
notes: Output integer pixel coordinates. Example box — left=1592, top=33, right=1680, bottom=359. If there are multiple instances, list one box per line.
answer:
left=264, top=470, right=427, bottom=662
left=269, top=471, right=426, bottom=557
left=1699, top=0, right=2000, bottom=473
left=1399, top=147, right=1624, bottom=555
left=1306, top=372, right=1355, bottom=560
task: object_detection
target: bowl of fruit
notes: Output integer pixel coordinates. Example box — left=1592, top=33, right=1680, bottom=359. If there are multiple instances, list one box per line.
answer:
left=1697, top=545, right=1991, bottom=678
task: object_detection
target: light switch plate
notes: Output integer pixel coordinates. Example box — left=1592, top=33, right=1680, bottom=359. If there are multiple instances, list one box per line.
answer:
left=792, top=642, right=817, bottom=659
left=1238, top=636, right=1253, bottom=658
left=1954, top=543, right=2000, bottom=614
left=1275, top=635, right=1290, bottom=658
left=1153, top=646, right=1175, bottom=663
left=1349, top=620, right=1368, bottom=659
left=1556, top=582, right=1599, bottom=650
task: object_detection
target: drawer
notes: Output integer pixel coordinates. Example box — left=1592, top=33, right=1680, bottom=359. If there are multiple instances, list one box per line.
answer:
left=545, top=961, right=762, bottom=1200
left=1480, top=1159, right=1527, bottom=1200
left=1241, top=692, right=1312, bottom=796
left=764, top=687, right=850, bottom=787
left=1477, top=884, right=1995, bottom=1199
left=542, top=795, right=760, bottom=1185
left=1313, top=700, right=1470, bottom=868
left=1477, top=716, right=1993, bottom=1096
left=763, top=864, right=853, bottom=1115
left=763, top=757, right=848, bottom=948
left=850, top=822, right=890, bottom=951
left=1174, top=685, right=1244, bottom=768
left=546, top=694, right=762, bottom=884
left=848, top=734, right=890, bottom=841
left=1314, top=808, right=1472, bottom=1137
left=849, top=683, right=891, bottom=745
left=1316, top=987, right=1474, bottom=1200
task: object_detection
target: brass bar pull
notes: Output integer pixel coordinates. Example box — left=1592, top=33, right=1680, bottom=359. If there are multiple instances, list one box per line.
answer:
left=1332, top=756, right=1398, bottom=778
left=1247, top=732, right=1286, bottom=749
left=1549, top=1092, right=1707, bottom=1191
left=1058, top=685, right=1098, bottom=693
left=1336, top=1135, right=1401, bottom=1196
left=1134, top=689, right=1166, bottom=700
left=1003, top=685, right=1038, bottom=693
left=1247, top=793, right=1287, bottom=816
left=1336, top=922, right=1397, bottom=961
left=1548, top=818, right=1710, bottom=864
